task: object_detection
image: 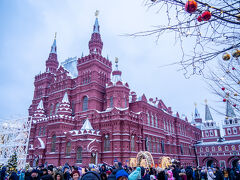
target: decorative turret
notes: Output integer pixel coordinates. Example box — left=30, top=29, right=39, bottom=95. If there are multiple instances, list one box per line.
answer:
left=194, top=103, right=202, bottom=123
left=223, top=100, right=240, bottom=141
left=201, top=100, right=221, bottom=142
left=106, top=58, right=130, bottom=109
left=33, top=100, right=46, bottom=119
left=46, top=33, right=59, bottom=73
left=80, top=119, right=95, bottom=134
left=57, top=92, right=72, bottom=116
left=88, top=11, right=103, bottom=55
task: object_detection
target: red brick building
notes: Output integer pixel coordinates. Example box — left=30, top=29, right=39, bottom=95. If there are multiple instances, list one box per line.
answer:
left=26, top=16, right=201, bottom=167
left=194, top=101, right=240, bottom=168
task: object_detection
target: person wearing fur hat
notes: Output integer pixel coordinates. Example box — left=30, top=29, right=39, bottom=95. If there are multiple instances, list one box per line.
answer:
left=116, top=169, right=129, bottom=180
left=128, top=167, right=141, bottom=180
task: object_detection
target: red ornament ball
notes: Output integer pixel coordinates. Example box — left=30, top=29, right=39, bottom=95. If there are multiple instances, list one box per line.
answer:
left=185, top=0, right=198, bottom=13
left=221, top=87, right=225, bottom=91
left=232, top=67, right=236, bottom=70
left=197, top=16, right=202, bottom=22
left=202, top=11, right=212, bottom=21
left=233, top=104, right=237, bottom=107
left=223, top=99, right=226, bottom=102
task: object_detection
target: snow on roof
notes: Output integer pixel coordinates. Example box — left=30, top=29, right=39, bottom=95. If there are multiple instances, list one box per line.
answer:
left=61, top=57, right=78, bottom=78
left=81, top=119, right=94, bottom=131
left=37, top=137, right=45, bottom=149
left=37, top=100, right=44, bottom=109
left=196, top=139, right=240, bottom=146
left=62, top=92, right=69, bottom=103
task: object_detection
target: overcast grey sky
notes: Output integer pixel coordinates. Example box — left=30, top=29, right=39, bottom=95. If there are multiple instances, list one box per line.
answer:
left=0, top=0, right=225, bottom=123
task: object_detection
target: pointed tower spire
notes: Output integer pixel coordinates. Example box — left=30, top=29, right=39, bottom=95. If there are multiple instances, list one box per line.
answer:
left=50, top=32, right=57, bottom=54
left=112, top=57, right=122, bottom=83
left=89, top=10, right=103, bottom=55
left=37, top=100, right=44, bottom=109
left=205, top=99, right=213, bottom=121
left=226, top=100, right=236, bottom=118
left=57, top=92, right=72, bottom=116
left=33, top=100, right=46, bottom=119
left=46, top=33, right=59, bottom=73
left=194, top=103, right=200, bottom=119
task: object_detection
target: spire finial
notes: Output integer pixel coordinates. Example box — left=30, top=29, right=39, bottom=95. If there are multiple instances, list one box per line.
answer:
left=95, top=10, right=99, bottom=17
left=54, top=32, right=57, bottom=39
left=204, top=99, right=208, bottom=104
left=194, top=102, right=197, bottom=107
left=115, top=57, right=119, bottom=69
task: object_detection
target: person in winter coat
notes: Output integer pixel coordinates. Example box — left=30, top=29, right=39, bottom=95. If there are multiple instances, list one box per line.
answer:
left=9, top=172, right=19, bottom=180
left=0, top=167, right=6, bottom=180
left=116, top=169, right=129, bottom=180
left=128, top=167, right=141, bottom=180
left=200, top=168, right=207, bottom=180
left=179, top=169, right=187, bottom=180
left=229, top=168, right=236, bottom=180
left=166, top=170, right=174, bottom=180
left=54, top=172, right=64, bottom=180
left=215, top=167, right=224, bottom=180
left=81, top=171, right=101, bottom=180
left=185, top=167, right=193, bottom=180
left=207, top=169, right=216, bottom=180
left=193, top=167, right=201, bottom=180
left=108, top=169, right=117, bottom=180
left=156, top=167, right=167, bottom=180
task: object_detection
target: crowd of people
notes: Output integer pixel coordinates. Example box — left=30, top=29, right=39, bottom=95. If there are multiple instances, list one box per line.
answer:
left=1, top=162, right=240, bottom=180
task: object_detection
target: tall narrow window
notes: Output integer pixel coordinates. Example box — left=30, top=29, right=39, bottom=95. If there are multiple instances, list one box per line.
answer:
left=149, top=138, right=152, bottom=152
left=161, top=140, right=165, bottom=153
left=38, top=127, right=42, bottom=136
left=42, top=127, right=46, bottom=136
left=147, top=113, right=150, bottom=125
left=51, top=135, right=56, bottom=152
left=131, top=135, right=135, bottom=151
left=110, top=96, right=113, bottom=108
left=66, top=142, right=71, bottom=156
left=155, top=116, right=158, bottom=128
left=157, top=141, right=160, bottom=153
left=82, top=96, right=88, bottom=111
left=104, top=135, right=110, bottom=151
left=50, top=104, right=54, bottom=116
left=125, top=98, right=127, bottom=108
left=55, top=103, right=60, bottom=114
left=76, top=147, right=82, bottom=163
left=71, top=101, right=75, bottom=116
left=180, top=145, right=183, bottom=154
left=145, top=137, right=149, bottom=151
left=151, top=115, right=154, bottom=126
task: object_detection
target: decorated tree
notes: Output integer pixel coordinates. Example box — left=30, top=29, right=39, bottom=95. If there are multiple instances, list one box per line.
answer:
left=6, top=151, right=17, bottom=173
left=131, top=0, right=240, bottom=78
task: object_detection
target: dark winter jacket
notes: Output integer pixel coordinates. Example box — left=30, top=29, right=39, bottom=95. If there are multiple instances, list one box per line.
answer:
left=107, top=169, right=117, bottom=180
left=157, top=171, right=167, bottom=180
left=80, top=171, right=101, bottom=180
left=9, top=172, right=19, bottom=180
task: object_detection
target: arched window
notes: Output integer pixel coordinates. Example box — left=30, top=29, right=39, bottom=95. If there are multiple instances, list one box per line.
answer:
left=66, top=142, right=71, bottom=156
left=212, top=146, right=215, bottom=152
left=233, top=127, right=237, bottom=134
left=51, top=135, right=56, bottom=152
left=206, top=147, right=209, bottom=152
left=218, top=146, right=222, bottom=151
left=82, top=96, right=88, bottom=111
left=76, top=147, right=82, bottom=163
left=125, top=97, right=127, bottom=108
left=225, top=146, right=229, bottom=151
left=50, top=104, right=54, bottom=116
left=38, top=127, right=42, bottom=136
left=131, top=135, right=135, bottom=151
left=104, top=135, right=110, bottom=151
left=110, top=96, right=113, bottom=108
left=55, top=102, right=60, bottom=114
left=232, top=145, right=236, bottom=151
